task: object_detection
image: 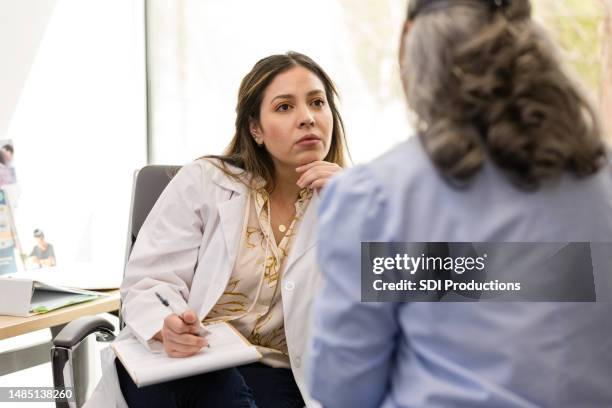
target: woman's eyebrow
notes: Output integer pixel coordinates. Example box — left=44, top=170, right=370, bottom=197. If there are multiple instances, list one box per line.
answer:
left=271, top=94, right=295, bottom=103
left=270, top=89, right=325, bottom=104
left=307, top=89, right=325, bottom=97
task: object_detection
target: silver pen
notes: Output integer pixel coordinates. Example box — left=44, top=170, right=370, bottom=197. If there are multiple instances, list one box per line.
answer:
left=155, top=292, right=210, bottom=338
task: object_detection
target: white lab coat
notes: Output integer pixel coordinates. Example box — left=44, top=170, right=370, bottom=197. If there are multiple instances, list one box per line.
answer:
left=85, top=159, right=322, bottom=408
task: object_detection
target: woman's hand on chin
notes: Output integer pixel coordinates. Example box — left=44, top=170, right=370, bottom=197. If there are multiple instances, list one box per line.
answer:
left=296, top=161, right=342, bottom=192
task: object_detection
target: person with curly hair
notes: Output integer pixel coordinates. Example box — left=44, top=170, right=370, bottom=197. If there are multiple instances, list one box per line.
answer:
left=308, top=0, right=612, bottom=407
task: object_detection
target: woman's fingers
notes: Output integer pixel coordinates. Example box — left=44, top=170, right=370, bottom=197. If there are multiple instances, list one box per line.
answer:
left=309, top=178, right=329, bottom=190
left=181, top=310, right=198, bottom=324
left=165, top=314, right=192, bottom=334
left=161, top=311, right=208, bottom=358
left=162, top=320, right=207, bottom=346
left=165, top=310, right=203, bottom=335
left=296, top=161, right=340, bottom=180
left=163, top=330, right=207, bottom=347
left=297, top=170, right=336, bottom=188
left=296, top=161, right=342, bottom=189
left=296, top=160, right=338, bottom=173
left=163, top=333, right=207, bottom=357
left=295, top=160, right=323, bottom=172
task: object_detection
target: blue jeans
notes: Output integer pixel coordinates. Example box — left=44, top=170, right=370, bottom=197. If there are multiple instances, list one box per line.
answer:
left=115, top=358, right=305, bottom=408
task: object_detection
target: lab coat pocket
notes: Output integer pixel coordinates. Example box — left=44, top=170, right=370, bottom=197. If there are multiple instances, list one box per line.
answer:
left=83, top=346, right=128, bottom=408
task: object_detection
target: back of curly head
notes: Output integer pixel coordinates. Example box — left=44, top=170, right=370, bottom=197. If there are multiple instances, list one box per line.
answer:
left=402, top=0, right=605, bottom=189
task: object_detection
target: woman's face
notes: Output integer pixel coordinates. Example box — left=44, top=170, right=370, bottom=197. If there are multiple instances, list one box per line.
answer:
left=251, top=65, right=333, bottom=171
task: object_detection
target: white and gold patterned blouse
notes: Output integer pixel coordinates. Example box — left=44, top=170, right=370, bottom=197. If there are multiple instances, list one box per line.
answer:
left=204, top=181, right=313, bottom=368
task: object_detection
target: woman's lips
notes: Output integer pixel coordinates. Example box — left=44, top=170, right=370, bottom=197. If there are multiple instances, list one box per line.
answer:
left=296, top=135, right=321, bottom=147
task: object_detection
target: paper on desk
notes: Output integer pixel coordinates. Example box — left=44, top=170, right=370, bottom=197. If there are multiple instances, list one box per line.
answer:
left=0, top=276, right=105, bottom=316
left=29, top=290, right=100, bottom=314
left=8, top=262, right=122, bottom=290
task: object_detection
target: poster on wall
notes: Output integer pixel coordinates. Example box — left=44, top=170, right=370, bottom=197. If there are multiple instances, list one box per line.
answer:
left=0, top=189, right=18, bottom=275
left=0, top=139, right=16, bottom=186
left=0, top=139, right=20, bottom=217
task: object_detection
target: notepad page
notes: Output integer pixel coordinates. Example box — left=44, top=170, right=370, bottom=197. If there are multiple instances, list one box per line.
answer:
left=112, top=322, right=262, bottom=387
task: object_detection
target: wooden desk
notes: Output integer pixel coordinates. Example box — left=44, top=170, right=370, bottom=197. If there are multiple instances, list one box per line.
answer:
left=0, top=290, right=120, bottom=375
left=0, top=290, right=120, bottom=340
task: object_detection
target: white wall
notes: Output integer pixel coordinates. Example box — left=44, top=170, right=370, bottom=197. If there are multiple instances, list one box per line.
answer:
left=1, top=0, right=147, bottom=278
left=0, top=0, right=58, bottom=139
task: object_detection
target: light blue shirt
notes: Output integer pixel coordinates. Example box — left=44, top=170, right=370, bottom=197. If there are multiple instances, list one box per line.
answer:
left=308, top=137, right=612, bottom=408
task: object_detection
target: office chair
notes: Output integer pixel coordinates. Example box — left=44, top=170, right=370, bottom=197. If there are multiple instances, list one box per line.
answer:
left=51, top=165, right=181, bottom=408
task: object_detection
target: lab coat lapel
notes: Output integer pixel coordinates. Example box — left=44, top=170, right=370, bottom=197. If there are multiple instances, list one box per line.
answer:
left=217, top=194, right=246, bottom=265
left=210, top=165, right=248, bottom=268
left=284, top=192, right=319, bottom=274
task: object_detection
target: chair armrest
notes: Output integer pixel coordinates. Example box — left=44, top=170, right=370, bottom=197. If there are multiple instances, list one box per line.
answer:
left=53, top=316, right=116, bottom=348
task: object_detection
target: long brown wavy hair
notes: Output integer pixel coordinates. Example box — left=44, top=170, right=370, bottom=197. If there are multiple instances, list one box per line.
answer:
left=205, top=51, right=348, bottom=192
left=403, top=0, right=605, bottom=189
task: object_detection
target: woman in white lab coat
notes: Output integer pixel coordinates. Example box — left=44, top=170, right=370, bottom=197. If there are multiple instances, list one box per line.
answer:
left=86, top=51, right=347, bottom=408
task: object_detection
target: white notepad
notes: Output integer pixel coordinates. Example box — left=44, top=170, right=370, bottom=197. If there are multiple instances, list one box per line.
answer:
left=112, top=322, right=262, bottom=387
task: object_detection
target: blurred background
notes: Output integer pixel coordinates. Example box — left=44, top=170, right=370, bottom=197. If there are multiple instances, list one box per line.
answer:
left=0, top=0, right=610, bottom=278
left=148, top=0, right=611, bottom=164
left=0, top=0, right=610, bottom=402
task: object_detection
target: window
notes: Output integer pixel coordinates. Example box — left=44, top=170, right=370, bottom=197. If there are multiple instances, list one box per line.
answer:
left=146, top=0, right=411, bottom=165
left=3, top=0, right=147, bottom=278
left=147, top=0, right=609, bottom=168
